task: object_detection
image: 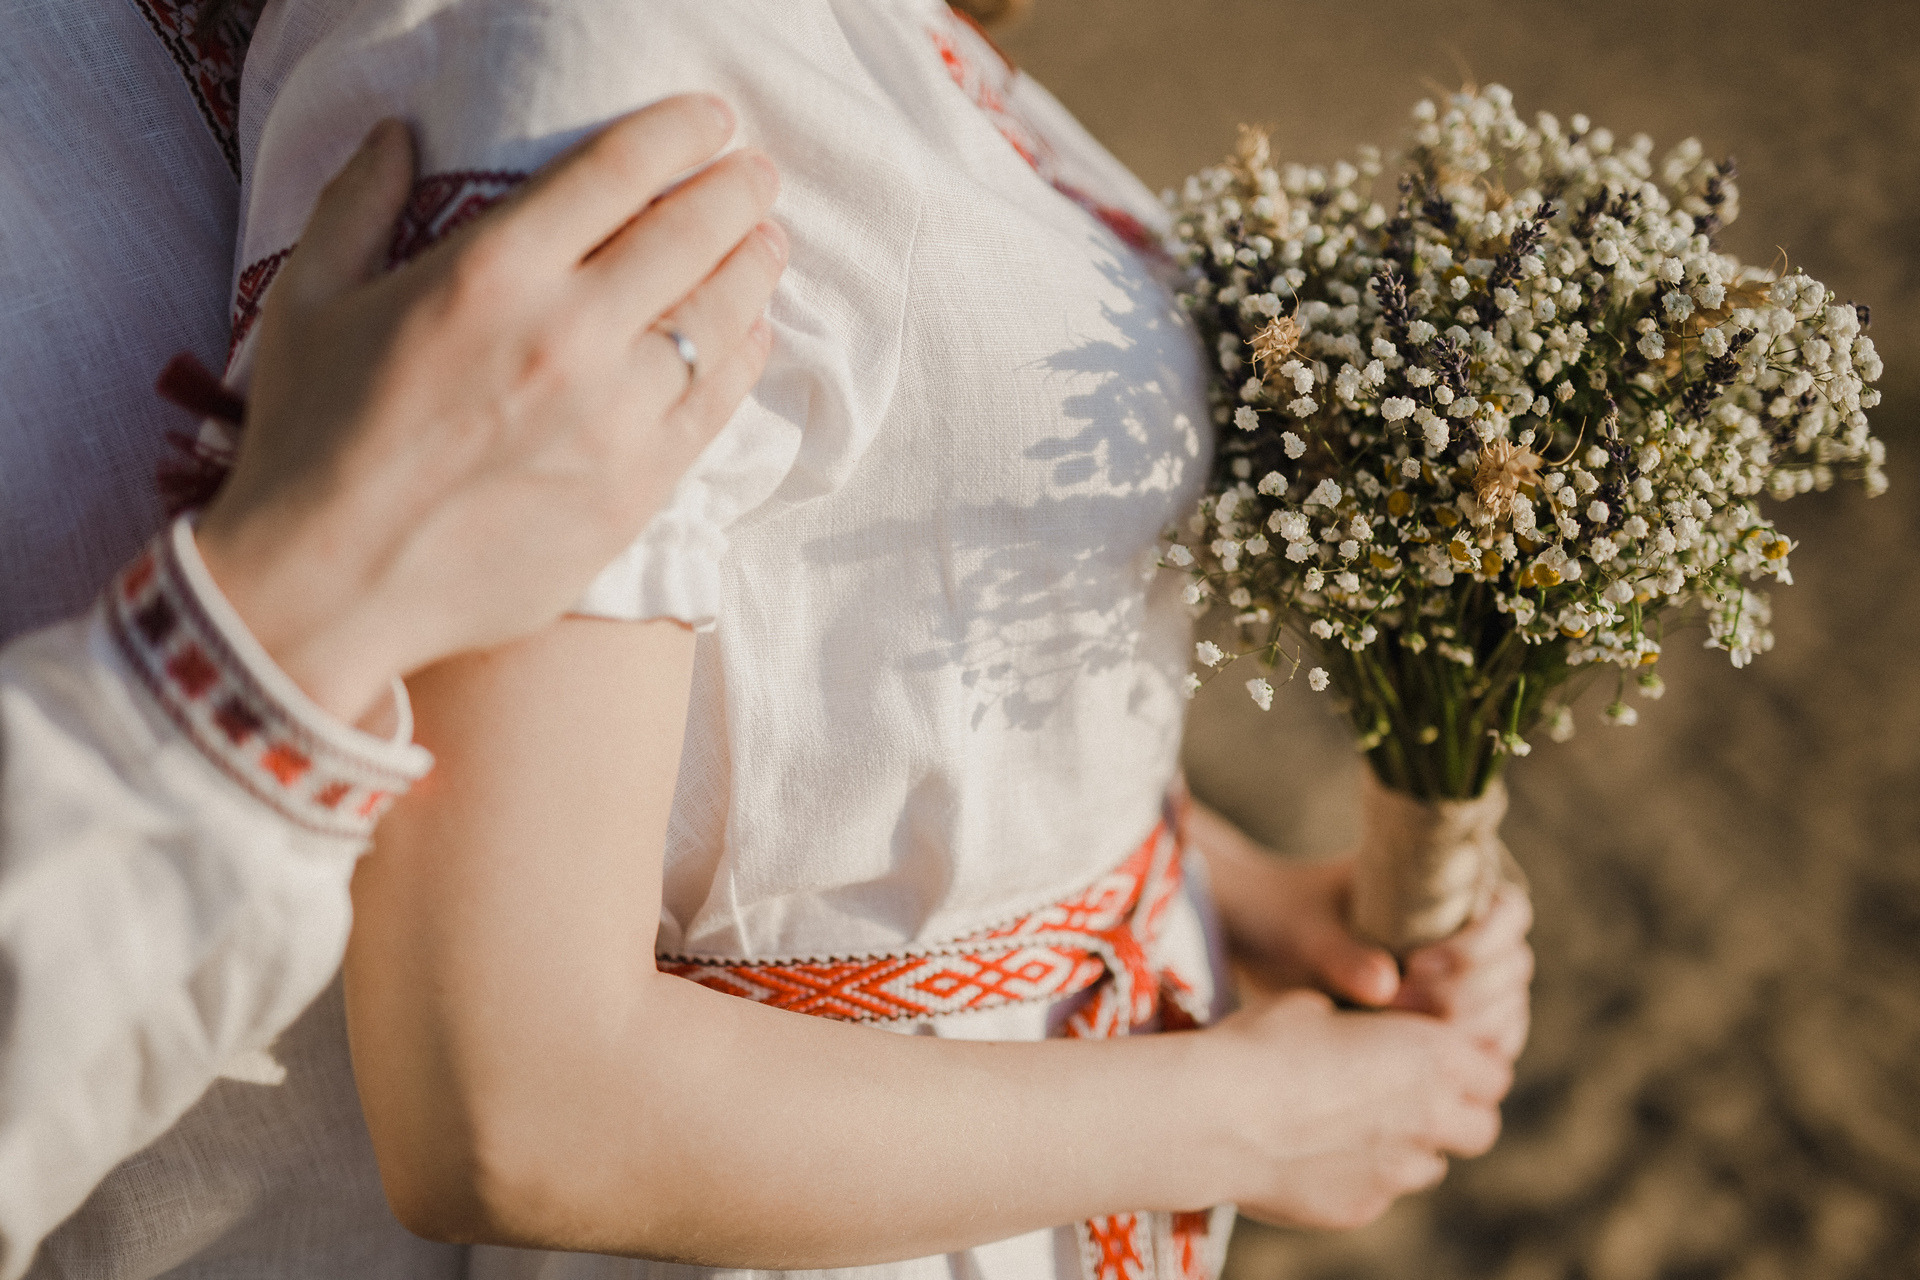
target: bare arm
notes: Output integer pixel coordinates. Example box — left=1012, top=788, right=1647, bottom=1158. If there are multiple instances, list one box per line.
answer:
left=347, top=617, right=1517, bottom=1264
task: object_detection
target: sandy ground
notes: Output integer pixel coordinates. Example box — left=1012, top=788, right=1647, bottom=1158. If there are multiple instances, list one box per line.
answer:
left=1001, top=6, right=1919, bottom=1277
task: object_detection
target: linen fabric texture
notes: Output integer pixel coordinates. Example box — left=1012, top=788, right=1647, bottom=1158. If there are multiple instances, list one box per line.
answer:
left=233, top=0, right=1215, bottom=965
left=1, top=521, right=432, bottom=1280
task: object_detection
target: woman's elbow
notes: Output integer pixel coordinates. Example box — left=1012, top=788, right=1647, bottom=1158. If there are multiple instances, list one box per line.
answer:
left=364, top=1092, right=549, bottom=1245
left=371, top=1096, right=672, bottom=1252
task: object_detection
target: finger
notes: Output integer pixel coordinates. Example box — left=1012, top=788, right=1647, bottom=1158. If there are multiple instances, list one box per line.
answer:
left=1456, top=887, right=1534, bottom=962
left=1397, top=1149, right=1449, bottom=1193
left=647, top=316, right=775, bottom=473
left=1469, top=994, right=1531, bottom=1062
left=1400, top=893, right=1531, bottom=995
left=589, top=150, right=780, bottom=328
left=1410, top=943, right=1533, bottom=1022
left=1301, top=918, right=1400, bottom=1008
left=629, top=220, right=785, bottom=409
left=283, top=118, right=417, bottom=302
left=492, top=95, right=739, bottom=270
left=1436, top=1100, right=1502, bottom=1158
left=601, top=317, right=772, bottom=538
left=1454, top=1043, right=1514, bottom=1106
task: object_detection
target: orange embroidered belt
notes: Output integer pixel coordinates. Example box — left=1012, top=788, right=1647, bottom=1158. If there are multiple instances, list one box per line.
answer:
left=661, top=800, right=1222, bottom=1280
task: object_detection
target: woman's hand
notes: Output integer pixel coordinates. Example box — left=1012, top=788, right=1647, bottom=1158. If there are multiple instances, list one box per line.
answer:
left=196, top=95, right=785, bottom=724
left=1189, top=800, right=1534, bottom=1062
left=1392, top=885, right=1534, bottom=1063
left=1186, top=797, right=1534, bottom=1227
left=1188, top=801, right=1403, bottom=1006
left=1208, top=988, right=1511, bottom=1230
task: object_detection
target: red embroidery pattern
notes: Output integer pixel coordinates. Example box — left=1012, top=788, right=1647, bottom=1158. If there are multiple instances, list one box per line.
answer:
left=226, top=171, right=527, bottom=367
left=227, top=247, right=292, bottom=363
left=386, top=170, right=528, bottom=267
left=155, top=352, right=246, bottom=516
left=106, top=531, right=417, bottom=837
left=927, top=11, right=1161, bottom=259
left=665, top=807, right=1220, bottom=1280
left=124, top=0, right=258, bottom=176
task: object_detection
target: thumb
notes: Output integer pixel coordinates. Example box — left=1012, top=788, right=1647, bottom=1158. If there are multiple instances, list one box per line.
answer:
left=1308, top=921, right=1400, bottom=1008
left=285, top=118, right=417, bottom=302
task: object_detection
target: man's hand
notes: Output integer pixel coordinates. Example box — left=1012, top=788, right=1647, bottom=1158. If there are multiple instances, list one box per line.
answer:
left=197, top=96, right=785, bottom=724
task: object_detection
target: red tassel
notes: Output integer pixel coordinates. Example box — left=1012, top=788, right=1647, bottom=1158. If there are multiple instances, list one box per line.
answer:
left=154, top=352, right=246, bottom=517
left=155, top=351, right=246, bottom=423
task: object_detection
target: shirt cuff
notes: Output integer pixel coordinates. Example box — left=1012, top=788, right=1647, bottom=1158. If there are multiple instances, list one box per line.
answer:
left=102, top=517, right=433, bottom=839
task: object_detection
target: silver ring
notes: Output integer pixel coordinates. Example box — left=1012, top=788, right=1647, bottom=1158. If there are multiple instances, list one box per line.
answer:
left=659, top=326, right=698, bottom=383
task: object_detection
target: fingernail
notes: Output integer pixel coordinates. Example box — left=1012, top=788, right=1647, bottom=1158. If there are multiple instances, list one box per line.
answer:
left=699, top=94, right=736, bottom=135
left=744, top=150, right=780, bottom=200
left=758, top=219, right=789, bottom=263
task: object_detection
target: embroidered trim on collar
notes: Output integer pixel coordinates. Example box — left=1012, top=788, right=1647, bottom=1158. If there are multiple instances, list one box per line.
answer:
left=106, top=526, right=423, bottom=838
left=124, top=0, right=257, bottom=178
left=387, top=169, right=528, bottom=267
left=227, top=246, right=292, bottom=364
left=926, top=8, right=1159, bottom=258
left=227, top=170, right=527, bottom=368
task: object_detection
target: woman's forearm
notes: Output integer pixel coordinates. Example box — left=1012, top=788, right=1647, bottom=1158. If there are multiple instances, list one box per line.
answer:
left=346, top=618, right=1245, bottom=1263
left=406, top=971, right=1233, bottom=1265
left=346, top=618, right=1513, bottom=1258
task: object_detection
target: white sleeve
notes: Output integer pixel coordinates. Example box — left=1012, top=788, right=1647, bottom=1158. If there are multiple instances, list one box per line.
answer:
left=0, top=519, right=431, bottom=1280
left=232, top=0, right=923, bottom=628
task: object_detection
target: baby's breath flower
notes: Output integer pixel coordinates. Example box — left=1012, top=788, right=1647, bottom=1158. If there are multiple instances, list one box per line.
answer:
left=1196, top=640, right=1226, bottom=667
left=1246, top=677, right=1275, bottom=710
left=1306, top=479, right=1343, bottom=507
left=1167, top=87, right=1879, bottom=791
left=1307, top=667, right=1330, bottom=692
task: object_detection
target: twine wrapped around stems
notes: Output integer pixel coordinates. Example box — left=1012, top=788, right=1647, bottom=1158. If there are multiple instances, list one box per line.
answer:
left=1348, top=771, right=1522, bottom=956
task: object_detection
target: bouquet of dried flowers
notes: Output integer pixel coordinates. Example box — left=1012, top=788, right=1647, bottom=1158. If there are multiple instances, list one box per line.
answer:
left=1165, top=86, right=1886, bottom=951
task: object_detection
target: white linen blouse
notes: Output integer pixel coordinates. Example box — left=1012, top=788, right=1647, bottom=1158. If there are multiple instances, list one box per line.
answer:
left=231, top=0, right=1215, bottom=963
left=33, top=2, right=1232, bottom=1278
